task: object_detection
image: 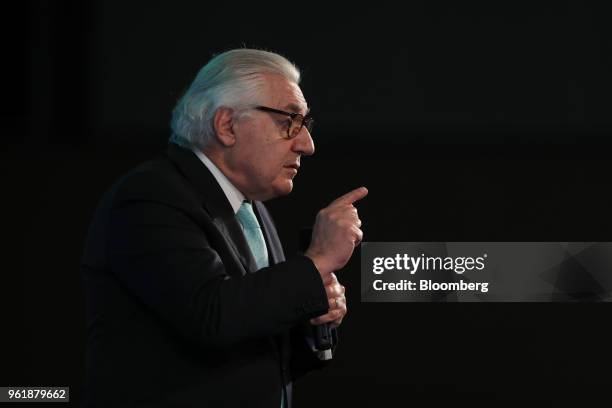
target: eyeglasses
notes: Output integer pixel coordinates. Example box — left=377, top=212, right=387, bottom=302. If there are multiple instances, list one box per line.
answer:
left=254, top=106, right=314, bottom=139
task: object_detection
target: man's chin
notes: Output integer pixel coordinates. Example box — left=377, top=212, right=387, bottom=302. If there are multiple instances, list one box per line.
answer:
left=271, top=180, right=293, bottom=198
left=255, top=180, right=293, bottom=202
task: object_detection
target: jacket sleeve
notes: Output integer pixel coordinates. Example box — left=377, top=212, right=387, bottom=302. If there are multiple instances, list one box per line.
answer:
left=106, top=172, right=330, bottom=350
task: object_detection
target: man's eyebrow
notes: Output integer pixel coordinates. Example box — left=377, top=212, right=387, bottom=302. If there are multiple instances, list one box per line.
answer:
left=284, top=103, right=310, bottom=115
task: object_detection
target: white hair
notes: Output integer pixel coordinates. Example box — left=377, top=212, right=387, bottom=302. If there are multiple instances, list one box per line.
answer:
left=169, top=49, right=301, bottom=149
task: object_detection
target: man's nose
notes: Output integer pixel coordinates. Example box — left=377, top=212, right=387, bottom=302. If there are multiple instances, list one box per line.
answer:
left=292, top=127, right=315, bottom=156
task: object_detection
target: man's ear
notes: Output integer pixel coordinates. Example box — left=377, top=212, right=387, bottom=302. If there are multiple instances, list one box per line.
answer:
left=213, top=107, right=236, bottom=147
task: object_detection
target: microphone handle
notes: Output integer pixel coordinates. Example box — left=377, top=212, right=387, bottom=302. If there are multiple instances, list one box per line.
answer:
left=313, top=322, right=333, bottom=350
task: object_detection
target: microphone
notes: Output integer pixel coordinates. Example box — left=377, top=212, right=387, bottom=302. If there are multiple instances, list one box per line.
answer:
left=299, top=228, right=335, bottom=352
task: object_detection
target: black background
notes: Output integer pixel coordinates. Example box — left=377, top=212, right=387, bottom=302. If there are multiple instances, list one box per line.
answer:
left=3, top=1, right=612, bottom=405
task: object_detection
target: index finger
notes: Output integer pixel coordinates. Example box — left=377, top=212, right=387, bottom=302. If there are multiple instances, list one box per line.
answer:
left=330, top=187, right=368, bottom=206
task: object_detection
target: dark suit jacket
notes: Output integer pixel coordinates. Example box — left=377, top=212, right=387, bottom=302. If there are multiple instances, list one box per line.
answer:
left=81, top=143, right=334, bottom=407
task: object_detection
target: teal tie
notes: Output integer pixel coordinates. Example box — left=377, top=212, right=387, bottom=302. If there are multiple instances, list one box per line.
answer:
left=236, top=201, right=269, bottom=270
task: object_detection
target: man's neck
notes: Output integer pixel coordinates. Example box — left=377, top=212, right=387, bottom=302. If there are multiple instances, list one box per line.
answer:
left=192, top=147, right=246, bottom=213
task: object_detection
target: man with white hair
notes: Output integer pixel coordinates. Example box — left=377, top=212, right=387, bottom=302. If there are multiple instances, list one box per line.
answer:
left=82, top=49, right=367, bottom=407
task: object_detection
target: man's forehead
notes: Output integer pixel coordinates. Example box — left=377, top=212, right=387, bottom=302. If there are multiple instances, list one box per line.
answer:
left=262, top=74, right=309, bottom=114
left=283, top=102, right=310, bottom=115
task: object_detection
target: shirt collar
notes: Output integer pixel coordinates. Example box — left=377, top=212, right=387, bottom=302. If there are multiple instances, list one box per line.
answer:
left=191, top=147, right=245, bottom=215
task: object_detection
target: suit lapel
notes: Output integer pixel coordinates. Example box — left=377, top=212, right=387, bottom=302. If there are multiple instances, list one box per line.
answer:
left=212, top=216, right=259, bottom=274
left=164, top=143, right=258, bottom=275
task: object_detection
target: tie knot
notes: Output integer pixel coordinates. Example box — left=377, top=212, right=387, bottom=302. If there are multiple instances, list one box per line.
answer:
left=236, top=201, right=260, bottom=230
